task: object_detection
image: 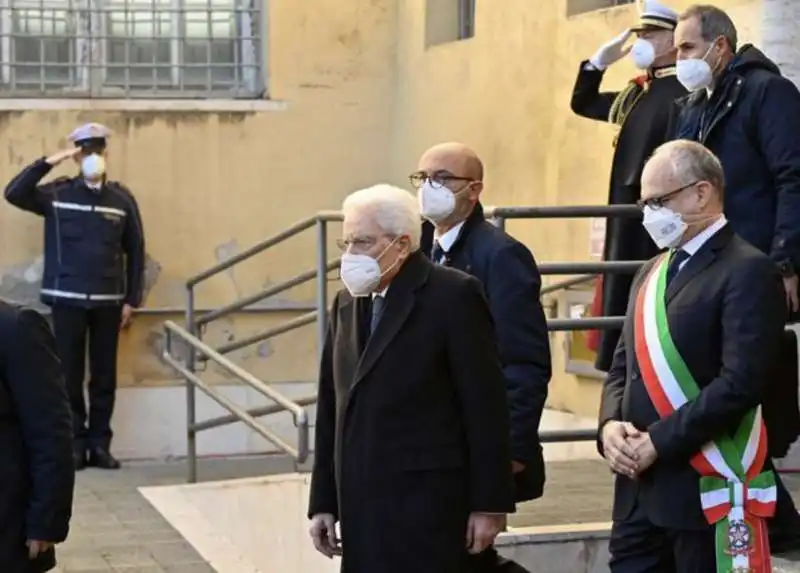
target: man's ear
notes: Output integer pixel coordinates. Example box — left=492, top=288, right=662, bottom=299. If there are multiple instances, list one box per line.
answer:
left=468, top=180, right=483, bottom=200
left=696, top=181, right=714, bottom=207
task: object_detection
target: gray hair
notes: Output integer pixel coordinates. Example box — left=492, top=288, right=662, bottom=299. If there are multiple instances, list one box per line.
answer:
left=652, top=140, right=725, bottom=198
left=680, top=4, right=738, bottom=52
left=342, top=184, right=421, bottom=250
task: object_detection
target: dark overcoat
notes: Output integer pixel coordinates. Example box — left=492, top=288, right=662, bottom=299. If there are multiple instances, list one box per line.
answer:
left=0, top=301, right=74, bottom=572
left=420, top=205, right=551, bottom=502
left=570, top=61, right=687, bottom=371
left=308, top=251, right=515, bottom=573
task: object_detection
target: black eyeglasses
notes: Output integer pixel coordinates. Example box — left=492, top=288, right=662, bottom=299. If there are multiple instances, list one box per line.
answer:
left=408, top=170, right=473, bottom=190
left=637, top=181, right=700, bottom=210
left=336, top=234, right=397, bottom=253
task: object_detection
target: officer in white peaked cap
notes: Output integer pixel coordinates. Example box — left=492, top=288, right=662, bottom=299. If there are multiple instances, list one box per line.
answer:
left=569, top=0, right=685, bottom=374
left=67, top=122, right=111, bottom=151
left=4, top=122, right=145, bottom=472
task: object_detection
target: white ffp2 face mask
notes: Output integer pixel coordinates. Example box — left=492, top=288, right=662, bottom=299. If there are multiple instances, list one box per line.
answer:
left=81, top=154, right=106, bottom=179
left=630, top=39, right=656, bottom=70
left=418, top=180, right=456, bottom=222
left=642, top=205, right=687, bottom=250
left=340, top=253, right=382, bottom=297
left=339, top=238, right=401, bottom=297
left=676, top=44, right=716, bottom=92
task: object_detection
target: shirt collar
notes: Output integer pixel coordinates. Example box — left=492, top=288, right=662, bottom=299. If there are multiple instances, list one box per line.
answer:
left=681, top=215, right=727, bottom=257
left=434, top=220, right=466, bottom=253
left=372, top=286, right=388, bottom=299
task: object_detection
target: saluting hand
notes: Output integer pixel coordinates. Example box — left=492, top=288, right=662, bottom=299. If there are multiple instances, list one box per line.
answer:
left=45, top=147, right=81, bottom=167
left=589, top=29, right=633, bottom=70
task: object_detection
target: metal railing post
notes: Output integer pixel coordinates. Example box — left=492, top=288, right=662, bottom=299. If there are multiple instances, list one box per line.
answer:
left=185, top=286, right=198, bottom=484
left=315, top=217, right=329, bottom=360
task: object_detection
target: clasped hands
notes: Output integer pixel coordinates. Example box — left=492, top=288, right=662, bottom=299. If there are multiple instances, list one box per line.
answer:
left=601, top=421, right=658, bottom=478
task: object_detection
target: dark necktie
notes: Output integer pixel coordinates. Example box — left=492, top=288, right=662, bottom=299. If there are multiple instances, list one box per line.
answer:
left=431, top=240, right=445, bottom=264
left=666, top=249, right=690, bottom=286
left=370, top=295, right=385, bottom=335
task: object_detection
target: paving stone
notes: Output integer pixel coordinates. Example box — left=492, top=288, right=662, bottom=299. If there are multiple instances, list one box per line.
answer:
left=60, top=454, right=800, bottom=573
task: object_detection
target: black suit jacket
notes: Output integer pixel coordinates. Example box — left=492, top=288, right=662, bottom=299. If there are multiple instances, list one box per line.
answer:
left=598, top=225, right=786, bottom=529
left=421, top=205, right=551, bottom=502
left=308, top=251, right=515, bottom=573
left=0, top=301, right=74, bottom=572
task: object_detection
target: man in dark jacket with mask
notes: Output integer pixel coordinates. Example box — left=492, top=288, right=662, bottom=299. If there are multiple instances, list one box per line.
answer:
left=670, top=3, right=800, bottom=554
left=415, top=142, right=551, bottom=573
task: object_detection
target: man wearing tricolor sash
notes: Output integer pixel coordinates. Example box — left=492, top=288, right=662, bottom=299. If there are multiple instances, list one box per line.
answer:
left=598, top=139, right=786, bottom=573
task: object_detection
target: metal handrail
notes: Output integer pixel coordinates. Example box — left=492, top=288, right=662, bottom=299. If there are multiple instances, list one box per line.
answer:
left=540, top=275, right=595, bottom=296
left=169, top=203, right=645, bottom=483
left=196, top=260, right=338, bottom=327
left=162, top=320, right=309, bottom=482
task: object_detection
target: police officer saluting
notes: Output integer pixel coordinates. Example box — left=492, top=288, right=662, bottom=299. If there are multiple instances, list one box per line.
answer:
left=4, top=122, right=145, bottom=471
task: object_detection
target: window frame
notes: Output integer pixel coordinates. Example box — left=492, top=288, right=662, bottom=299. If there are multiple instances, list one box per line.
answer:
left=566, top=0, right=634, bottom=18
left=0, top=0, right=266, bottom=99
left=457, top=0, right=475, bottom=40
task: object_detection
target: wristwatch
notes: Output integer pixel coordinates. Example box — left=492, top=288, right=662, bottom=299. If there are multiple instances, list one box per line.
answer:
left=778, top=259, right=796, bottom=278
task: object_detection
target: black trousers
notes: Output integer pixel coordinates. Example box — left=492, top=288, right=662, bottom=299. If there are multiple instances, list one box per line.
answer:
left=608, top=501, right=715, bottom=573
left=769, top=471, right=800, bottom=553
left=51, top=303, right=122, bottom=450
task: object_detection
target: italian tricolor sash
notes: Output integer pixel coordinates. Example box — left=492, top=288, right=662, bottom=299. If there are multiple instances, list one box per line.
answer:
left=633, top=253, right=777, bottom=573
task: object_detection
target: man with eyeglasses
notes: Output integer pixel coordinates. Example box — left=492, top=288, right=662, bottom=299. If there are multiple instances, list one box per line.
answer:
left=413, top=142, right=551, bottom=573
left=599, top=139, right=785, bottom=572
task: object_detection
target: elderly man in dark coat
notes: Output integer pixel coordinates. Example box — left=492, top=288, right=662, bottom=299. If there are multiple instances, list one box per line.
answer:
left=570, top=0, right=686, bottom=372
left=308, top=184, right=514, bottom=573
left=0, top=301, right=75, bottom=572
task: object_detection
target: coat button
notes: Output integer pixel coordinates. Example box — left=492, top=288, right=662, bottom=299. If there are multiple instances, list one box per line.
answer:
left=737, top=79, right=742, bottom=85
left=727, top=102, right=732, bottom=107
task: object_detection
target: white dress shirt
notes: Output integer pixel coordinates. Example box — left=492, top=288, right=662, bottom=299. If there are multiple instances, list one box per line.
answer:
left=432, top=220, right=466, bottom=263
left=675, top=215, right=728, bottom=272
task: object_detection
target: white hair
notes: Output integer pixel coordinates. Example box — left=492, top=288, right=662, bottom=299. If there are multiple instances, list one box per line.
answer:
left=341, top=183, right=421, bottom=250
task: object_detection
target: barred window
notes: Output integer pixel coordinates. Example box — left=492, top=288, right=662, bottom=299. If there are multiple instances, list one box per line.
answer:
left=0, top=0, right=264, bottom=98
left=567, top=0, right=634, bottom=17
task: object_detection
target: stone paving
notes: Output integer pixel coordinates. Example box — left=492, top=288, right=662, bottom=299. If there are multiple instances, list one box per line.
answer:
left=53, top=455, right=800, bottom=572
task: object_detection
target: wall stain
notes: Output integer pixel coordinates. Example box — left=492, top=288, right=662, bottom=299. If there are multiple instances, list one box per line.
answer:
left=0, top=252, right=163, bottom=309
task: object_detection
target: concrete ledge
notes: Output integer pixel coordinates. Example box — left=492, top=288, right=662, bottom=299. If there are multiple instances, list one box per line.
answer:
left=0, top=98, right=288, bottom=112
left=499, top=523, right=800, bottom=572
left=140, top=472, right=800, bottom=573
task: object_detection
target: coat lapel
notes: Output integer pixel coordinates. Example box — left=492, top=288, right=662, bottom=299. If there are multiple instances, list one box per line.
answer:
left=666, top=224, right=733, bottom=305
left=352, top=251, right=430, bottom=388
left=333, top=295, right=365, bottom=392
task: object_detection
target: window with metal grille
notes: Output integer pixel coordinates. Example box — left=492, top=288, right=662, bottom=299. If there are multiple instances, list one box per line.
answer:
left=0, top=0, right=264, bottom=98
left=567, top=0, right=634, bottom=17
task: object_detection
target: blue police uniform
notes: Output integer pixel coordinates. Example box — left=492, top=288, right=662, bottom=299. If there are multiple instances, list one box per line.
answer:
left=4, top=123, right=145, bottom=470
